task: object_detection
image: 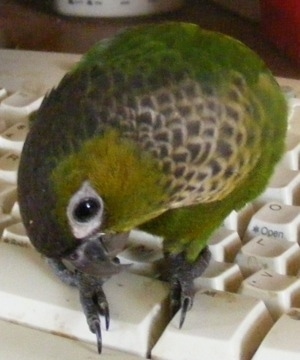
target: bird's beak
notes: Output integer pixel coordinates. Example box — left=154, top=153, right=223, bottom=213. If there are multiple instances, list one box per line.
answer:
left=64, top=232, right=130, bottom=277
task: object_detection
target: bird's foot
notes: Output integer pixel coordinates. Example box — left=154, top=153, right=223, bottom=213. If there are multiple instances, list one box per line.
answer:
left=46, top=258, right=108, bottom=353
left=162, top=247, right=211, bottom=328
left=46, top=235, right=132, bottom=355
left=78, top=272, right=109, bottom=354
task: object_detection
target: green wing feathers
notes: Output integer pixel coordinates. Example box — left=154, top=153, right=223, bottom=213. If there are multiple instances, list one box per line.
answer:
left=56, top=23, right=288, bottom=261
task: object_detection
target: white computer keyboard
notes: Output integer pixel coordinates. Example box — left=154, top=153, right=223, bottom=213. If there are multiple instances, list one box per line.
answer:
left=1, top=48, right=300, bottom=360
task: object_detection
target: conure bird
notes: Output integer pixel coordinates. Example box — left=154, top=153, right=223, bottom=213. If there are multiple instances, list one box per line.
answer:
left=17, top=22, right=287, bottom=354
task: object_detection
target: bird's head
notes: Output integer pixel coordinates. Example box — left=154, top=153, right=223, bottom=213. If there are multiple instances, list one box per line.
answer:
left=18, top=124, right=169, bottom=278
left=60, top=179, right=130, bottom=277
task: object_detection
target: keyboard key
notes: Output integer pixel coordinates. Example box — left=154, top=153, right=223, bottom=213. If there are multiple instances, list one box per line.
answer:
left=10, top=200, right=21, bottom=220
left=151, top=289, right=274, bottom=360
left=0, top=319, right=144, bottom=360
left=0, top=182, right=17, bottom=234
left=278, top=77, right=300, bottom=105
left=224, top=204, right=255, bottom=237
left=0, top=212, right=15, bottom=236
left=1, top=221, right=30, bottom=247
left=0, top=181, right=16, bottom=213
left=280, top=84, right=300, bottom=146
left=288, top=105, right=300, bottom=133
left=0, top=86, right=7, bottom=100
left=208, top=227, right=242, bottom=262
left=0, top=120, right=29, bottom=152
left=235, top=236, right=300, bottom=276
left=0, top=241, right=169, bottom=358
left=243, top=202, right=300, bottom=243
left=0, top=118, right=9, bottom=134
left=256, top=165, right=300, bottom=207
left=195, top=260, right=243, bottom=292
left=119, top=230, right=163, bottom=277
left=253, top=309, right=300, bottom=360
left=281, top=132, right=300, bottom=170
left=0, top=151, right=20, bottom=183
left=285, top=85, right=300, bottom=127
left=0, top=90, right=43, bottom=116
left=239, top=269, right=300, bottom=320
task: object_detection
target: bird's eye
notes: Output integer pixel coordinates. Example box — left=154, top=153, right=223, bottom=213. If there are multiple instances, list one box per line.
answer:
left=67, top=181, right=104, bottom=239
left=73, top=198, right=101, bottom=223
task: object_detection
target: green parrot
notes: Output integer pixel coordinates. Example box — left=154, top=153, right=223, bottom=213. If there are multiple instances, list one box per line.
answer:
left=17, top=22, right=287, bottom=354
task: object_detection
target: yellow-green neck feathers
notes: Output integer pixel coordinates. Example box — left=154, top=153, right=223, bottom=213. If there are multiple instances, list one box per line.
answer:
left=51, top=129, right=169, bottom=233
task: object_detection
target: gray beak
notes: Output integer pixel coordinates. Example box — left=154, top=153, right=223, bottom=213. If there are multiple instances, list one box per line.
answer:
left=65, top=232, right=131, bottom=277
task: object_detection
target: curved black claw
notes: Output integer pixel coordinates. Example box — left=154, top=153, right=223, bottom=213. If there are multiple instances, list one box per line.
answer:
left=164, top=247, right=211, bottom=328
left=93, top=319, right=102, bottom=354
left=77, top=273, right=110, bottom=354
left=179, top=296, right=192, bottom=328
left=98, top=297, right=110, bottom=331
left=169, top=277, right=193, bottom=327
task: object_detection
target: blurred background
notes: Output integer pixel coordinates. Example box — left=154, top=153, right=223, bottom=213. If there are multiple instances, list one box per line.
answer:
left=0, top=0, right=299, bottom=78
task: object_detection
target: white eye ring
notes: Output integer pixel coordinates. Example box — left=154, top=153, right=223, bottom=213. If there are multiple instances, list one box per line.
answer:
left=67, top=181, right=104, bottom=239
